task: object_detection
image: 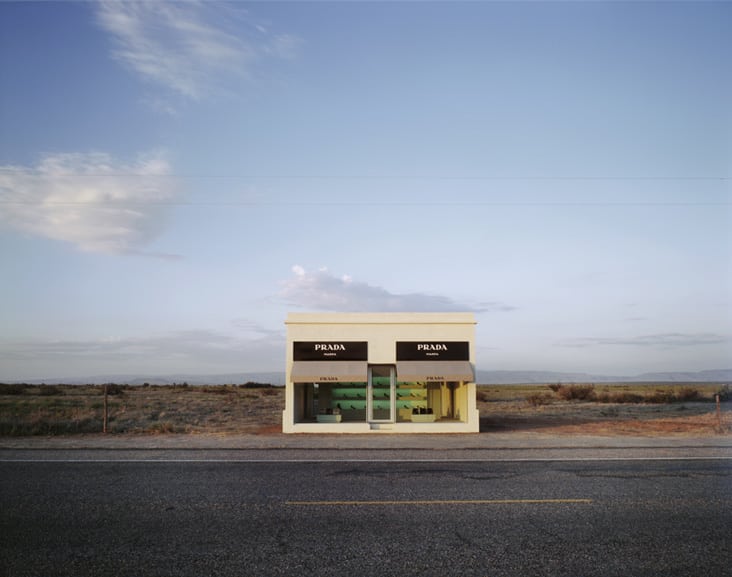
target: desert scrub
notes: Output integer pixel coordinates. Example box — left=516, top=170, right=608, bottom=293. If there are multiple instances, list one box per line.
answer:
left=526, top=392, right=554, bottom=406
left=0, top=383, right=287, bottom=435
left=0, top=402, right=102, bottom=435
left=0, top=383, right=29, bottom=395
left=145, top=421, right=188, bottom=434
left=555, top=384, right=712, bottom=404
left=595, top=391, right=645, bottom=404
left=718, top=385, right=732, bottom=402
left=103, top=383, right=127, bottom=395
left=476, top=390, right=490, bottom=403
left=38, top=385, right=64, bottom=396
left=554, top=384, right=597, bottom=401
left=201, top=385, right=236, bottom=394
left=673, top=387, right=703, bottom=402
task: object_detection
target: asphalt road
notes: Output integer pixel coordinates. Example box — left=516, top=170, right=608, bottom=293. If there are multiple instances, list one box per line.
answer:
left=1, top=455, right=730, bottom=577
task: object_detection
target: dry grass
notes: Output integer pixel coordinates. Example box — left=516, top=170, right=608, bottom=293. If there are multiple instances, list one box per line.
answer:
left=478, top=383, right=732, bottom=436
left=1, top=382, right=729, bottom=437
left=0, top=384, right=284, bottom=436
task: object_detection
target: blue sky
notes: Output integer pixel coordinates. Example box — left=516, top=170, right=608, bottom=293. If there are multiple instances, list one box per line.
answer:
left=1, top=0, right=730, bottom=380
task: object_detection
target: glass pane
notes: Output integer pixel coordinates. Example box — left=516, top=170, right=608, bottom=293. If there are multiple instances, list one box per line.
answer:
left=370, top=365, right=393, bottom=421
left=326, top=382, right=367, bottom=422
left=396, top=382, right=428, bottom=422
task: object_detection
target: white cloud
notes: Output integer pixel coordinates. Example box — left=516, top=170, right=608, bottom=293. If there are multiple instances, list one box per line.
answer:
left=281, top=265, right=510, bottom=313
left=0, top=152, right=180, bottom=255
left=95, top=0, right=300, bottom=100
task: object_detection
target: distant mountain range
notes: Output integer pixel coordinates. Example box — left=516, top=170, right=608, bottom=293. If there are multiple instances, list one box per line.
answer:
left=6, top=369, right=731, bottom=386
left=6, top=372, right=285, bottom=386
left=475, top=369, right=732, bottom=384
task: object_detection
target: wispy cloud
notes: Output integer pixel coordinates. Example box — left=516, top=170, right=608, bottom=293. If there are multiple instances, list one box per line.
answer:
left=558, top=333, right=731, bottom=349
left=0, top=152, right=180, bottom=256
left=231, top=318, right=285, bottom=340
left=95, top=0, right=300, bottom=100
left=0, top=328, right=285, bottom=379
left=280, top=265, right=512, bottom=313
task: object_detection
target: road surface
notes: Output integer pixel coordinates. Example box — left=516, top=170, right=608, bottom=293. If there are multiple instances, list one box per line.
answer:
left=1, top=452, right=730, bottom=576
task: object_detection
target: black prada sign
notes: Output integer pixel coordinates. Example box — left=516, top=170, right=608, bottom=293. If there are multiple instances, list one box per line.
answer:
left=396, top=341, right=469, bottom=361
left=293, top=341, right=368, bottom=361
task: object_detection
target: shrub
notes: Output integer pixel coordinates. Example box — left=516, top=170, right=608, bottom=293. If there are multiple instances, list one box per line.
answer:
left=146, top=421, right=184, bottom=434
left=103, top=384, right=126, bottom=396
left=476, top=390, right=490, bottom=403
left=38, top=385, right=64, bottom=396
left=526, top=393, right=554, bottom=406
left=0, top=412, right=100, bottom=436
left=239, top=382, right=273, bottom=389
left=674, top=387, right=701, bottom=402
left=717, top=385, right=731, bottom=402
left=594, top=390, right=644, bottom=404
left=647, top=390, right=674, bottom=404
left=202, top=385, right=233, bottom=394
left=613, top=392, right=644, bottom=404
left=0, top=383, right=28, bottom=395
left=648, top=387, right=702, bottom=404
left=555, top=384, right=596, bottom=401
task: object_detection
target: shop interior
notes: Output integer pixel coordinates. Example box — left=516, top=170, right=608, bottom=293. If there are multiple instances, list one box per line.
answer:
left=294, top=375, right=468, bottom=424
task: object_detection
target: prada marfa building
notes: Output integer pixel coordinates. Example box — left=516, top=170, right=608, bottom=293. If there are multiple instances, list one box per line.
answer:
left=283, top=312, right=479, bottom=433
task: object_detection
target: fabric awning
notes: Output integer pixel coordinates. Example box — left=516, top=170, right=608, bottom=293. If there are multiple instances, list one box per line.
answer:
left=396, top=361, right=474, bottom=383
left=290, top=361, right=368, bottom=383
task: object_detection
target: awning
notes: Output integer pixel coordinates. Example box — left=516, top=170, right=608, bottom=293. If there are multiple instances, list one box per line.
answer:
left=290, top=361, right=368, bottom=383
left=396, top=361, right=474, bottom=383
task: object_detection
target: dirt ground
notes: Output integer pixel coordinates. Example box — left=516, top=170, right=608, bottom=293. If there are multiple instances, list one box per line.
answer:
left=479, top=400, right=731, bottom=437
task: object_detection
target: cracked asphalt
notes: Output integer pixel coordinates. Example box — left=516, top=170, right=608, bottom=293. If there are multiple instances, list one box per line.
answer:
left=1, top=434, right=730, bottom=576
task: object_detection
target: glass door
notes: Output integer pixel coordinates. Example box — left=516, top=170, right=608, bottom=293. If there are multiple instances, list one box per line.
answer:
left=368, top=365, right=395, bottom=422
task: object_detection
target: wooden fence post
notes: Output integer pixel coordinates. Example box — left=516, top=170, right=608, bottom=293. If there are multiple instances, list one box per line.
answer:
left=103, top=384, right=108, bottom=434
left=716, top=394, right=722, bottom=432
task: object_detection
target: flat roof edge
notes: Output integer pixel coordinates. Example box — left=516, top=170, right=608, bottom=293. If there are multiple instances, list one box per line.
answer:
left=285, top=312, right=477, bottom=325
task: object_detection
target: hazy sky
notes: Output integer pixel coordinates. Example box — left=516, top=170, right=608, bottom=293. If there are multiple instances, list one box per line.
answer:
left=1, top=1, right=730, bottom=380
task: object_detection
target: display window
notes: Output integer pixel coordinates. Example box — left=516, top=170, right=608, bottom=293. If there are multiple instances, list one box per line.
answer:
left=295, top=375, right=467, bottom=424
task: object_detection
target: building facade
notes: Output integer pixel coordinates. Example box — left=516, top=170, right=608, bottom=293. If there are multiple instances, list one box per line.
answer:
left=283, top=312, right=479, bottom=433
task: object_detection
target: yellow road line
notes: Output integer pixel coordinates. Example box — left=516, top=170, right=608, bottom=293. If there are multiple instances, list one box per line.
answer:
left=286, top=498, right=593, bottom=506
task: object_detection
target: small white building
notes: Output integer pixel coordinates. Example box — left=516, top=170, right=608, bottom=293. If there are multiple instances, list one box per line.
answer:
left=283, top=312, right=479, bottom=433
